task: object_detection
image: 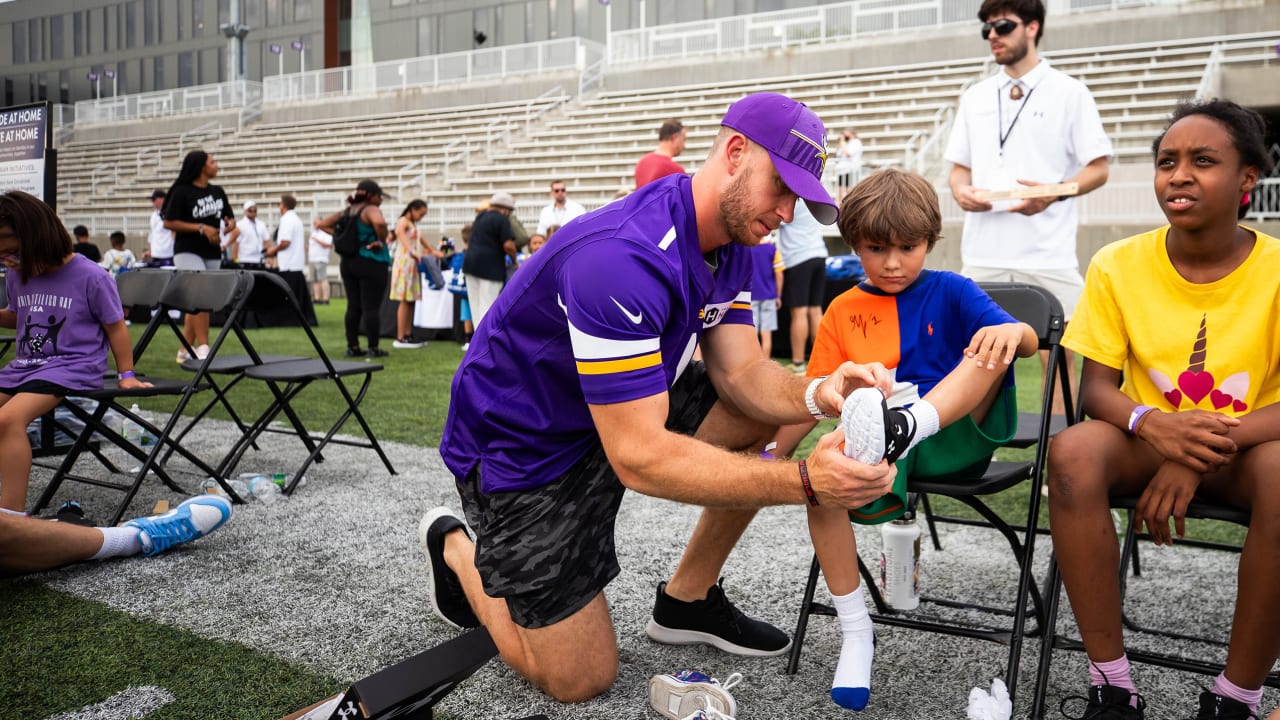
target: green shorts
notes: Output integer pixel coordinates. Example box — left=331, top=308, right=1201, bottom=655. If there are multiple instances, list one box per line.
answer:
left=849, top=385, right=1017, bottom=525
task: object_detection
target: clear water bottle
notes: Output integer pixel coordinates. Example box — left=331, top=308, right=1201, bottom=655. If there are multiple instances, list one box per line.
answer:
left=121, top=404, right=142, bottom=444
left=879, top=511, right=921, bottom=611
left=248, top=475, right=283, bottom=505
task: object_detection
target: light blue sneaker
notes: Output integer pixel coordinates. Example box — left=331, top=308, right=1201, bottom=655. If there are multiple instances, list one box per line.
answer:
left=124, top=495, right=233, bottom=556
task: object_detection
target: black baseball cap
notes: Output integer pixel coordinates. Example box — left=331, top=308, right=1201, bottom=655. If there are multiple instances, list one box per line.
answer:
left=150, top=189, right=166, bottom=200
left=356, top=179, right=386, bottom=197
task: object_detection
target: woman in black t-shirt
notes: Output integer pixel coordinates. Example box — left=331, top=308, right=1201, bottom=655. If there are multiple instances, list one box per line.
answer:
left=162, top=150, right=235, bottom=362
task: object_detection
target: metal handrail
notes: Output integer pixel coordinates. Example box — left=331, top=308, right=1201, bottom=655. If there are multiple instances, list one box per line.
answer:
left=178, top=120, right=223, bottom=157
left=135, top=147, right=162, bottom=178
left=91, top=163, right=118, bottom=196
left=397, top=156, right=432, bottom=197
left=1193, top=43, right=1225, bottom=100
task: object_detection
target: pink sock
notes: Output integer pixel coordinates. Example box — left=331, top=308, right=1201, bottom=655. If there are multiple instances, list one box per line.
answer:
left=1212, top=673, right=1263, bottom=714
left=1089, top=655, right=1135, bottom=692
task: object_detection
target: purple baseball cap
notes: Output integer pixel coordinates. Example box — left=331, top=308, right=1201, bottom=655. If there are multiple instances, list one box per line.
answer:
left=721, top=92, right=838, bottom=225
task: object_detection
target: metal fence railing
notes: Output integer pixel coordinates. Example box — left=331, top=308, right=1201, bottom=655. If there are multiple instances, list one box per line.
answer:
left=74, top=81, right=263, bottom=126
left=608, top=0, right=1200, bottom=64
left=263, top=38, right=604, bottom=105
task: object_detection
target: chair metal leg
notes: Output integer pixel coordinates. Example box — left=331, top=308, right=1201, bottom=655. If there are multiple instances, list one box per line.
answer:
left=1030, top=553, right=1064, bottom=720
left=786, top=554, right=825, bottom=675
left=919, top=493, right=944, bottom=552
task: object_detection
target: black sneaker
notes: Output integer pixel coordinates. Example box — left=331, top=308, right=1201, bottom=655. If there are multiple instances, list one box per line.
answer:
left=53, top=501, right=95, bottom=527
left=1191, top=691, right=1257, bottom=720
left=840, top=388, right=917, bottom=464
left=344, top=347, right=367, bottom=358
left=417, top=507, right=479, bottom=630
left=1060, top=685, right=1146, bottom=719
left=367, top=347, right=389, bottom=358
left=645, top=578, right=791, bottom=657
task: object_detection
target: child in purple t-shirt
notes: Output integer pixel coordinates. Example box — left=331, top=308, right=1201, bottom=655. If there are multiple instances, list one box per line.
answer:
left=0, top=191, right=151, bottom=513
left=747, top=238, right=783, bottom=358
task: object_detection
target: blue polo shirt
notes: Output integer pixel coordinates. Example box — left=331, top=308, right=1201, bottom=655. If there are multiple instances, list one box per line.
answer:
left=440, top=174, right=755, bottom=493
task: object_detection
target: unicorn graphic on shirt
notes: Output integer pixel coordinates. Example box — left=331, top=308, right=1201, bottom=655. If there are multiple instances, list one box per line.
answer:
left=1148, top=314, right=1250, bottom=413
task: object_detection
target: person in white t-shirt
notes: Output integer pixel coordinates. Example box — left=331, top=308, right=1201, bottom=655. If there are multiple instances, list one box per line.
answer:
left=944, top=0, right=1113, bottom=410
left=270, top=194, right=307, bottom=273
left=235, top=200, right=269, bottom=269
left=535, top=180, right=586, bottom=237
left=308, top=227, right=333, bottom=305
left=833, top=129, right=863, bottom=201
left=144, top=189, right=174, bottom=267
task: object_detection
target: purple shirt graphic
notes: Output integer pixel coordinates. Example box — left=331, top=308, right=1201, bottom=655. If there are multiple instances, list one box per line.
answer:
left=0, top=254, right=123, bottom=391
left=441, top=174, right=755, bottom=493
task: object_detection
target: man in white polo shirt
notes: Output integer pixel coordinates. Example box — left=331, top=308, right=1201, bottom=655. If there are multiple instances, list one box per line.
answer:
left=945, top=0, right=1112, bottom=409
left=235, top=200, right=269, bottom=269
left=535, top=179, right=586, bottom=236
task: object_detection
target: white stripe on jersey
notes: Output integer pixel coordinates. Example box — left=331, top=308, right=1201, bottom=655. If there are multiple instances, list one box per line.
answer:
left=658, top=226, right=678, bottom=251
left=568, top=318, right=661, bottom=360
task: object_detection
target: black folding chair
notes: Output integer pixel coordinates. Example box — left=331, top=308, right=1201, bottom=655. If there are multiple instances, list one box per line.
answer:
left=30, top=270, right=254, bottom=525
left=786, top=282, right=1069, bottom=702
left=214, top=270, right=396, bottom=493
left=1029, top=475, right=1280, bottom=716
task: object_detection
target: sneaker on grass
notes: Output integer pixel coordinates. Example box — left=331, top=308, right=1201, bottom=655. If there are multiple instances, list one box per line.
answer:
left=418, top=507, right=480, bottom=630
left=646, top=578, right=790, bottom=656
left=123, top=495, right=232, bottom=557
left=840, top=387, right=916, bottom=465
left=1059, top=685, right=1146, bottom=720
left=648, top=669, right=741, bottom=720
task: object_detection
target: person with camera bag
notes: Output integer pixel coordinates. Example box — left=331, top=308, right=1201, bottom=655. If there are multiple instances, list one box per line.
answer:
left=316, top=179, right=391, bottom=358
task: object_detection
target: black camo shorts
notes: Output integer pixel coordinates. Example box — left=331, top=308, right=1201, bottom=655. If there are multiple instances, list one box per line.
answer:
left=456, top=360, right=719, bottom=630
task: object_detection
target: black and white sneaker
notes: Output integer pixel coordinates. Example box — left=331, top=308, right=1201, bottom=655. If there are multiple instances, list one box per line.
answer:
left=418, top=507, right=480, bottom=630
left=646, top=578, right=791, bottom=657
left=841, top=388, right=917, bottom=464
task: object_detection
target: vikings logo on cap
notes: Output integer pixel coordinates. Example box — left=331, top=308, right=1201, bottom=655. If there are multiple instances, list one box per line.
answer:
left=721, top=92, right=839, bottom=225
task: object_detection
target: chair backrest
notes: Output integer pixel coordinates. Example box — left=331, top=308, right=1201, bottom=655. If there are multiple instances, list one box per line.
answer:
left=116, top=269, right=175, bottom=310
left=158, top=270, right=252, bottom=315
left=243, top=270, right=338, bottom=368
left=978, top=282, right=1066, bottom=350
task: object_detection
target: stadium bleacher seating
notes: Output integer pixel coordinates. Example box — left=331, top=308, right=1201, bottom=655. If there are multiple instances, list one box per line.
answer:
left=54, top=31, right=1280, bottom=238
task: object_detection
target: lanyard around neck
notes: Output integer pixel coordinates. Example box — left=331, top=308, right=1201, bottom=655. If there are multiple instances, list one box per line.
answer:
left=997, top=83, right=1035, bottom=155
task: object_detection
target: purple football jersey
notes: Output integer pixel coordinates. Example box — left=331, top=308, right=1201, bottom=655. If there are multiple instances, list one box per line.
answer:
left=441, top=175, right=755, bottom=493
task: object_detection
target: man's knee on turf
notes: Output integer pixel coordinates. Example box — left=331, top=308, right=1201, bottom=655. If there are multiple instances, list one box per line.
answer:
left=526, top=646, right=618, bottom=702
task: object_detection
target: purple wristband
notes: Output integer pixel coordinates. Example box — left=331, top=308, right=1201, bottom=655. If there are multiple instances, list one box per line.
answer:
left=1127, top=405, right=1156, bottom=434
left=118, top=370, right=136, bottom=381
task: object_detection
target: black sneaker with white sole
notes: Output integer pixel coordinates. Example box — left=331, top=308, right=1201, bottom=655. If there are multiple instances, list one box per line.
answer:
left=841, top=387, right=917, bottom=464
left=418, top=507, right=480, bottom=630
left=646, top=578, right=791, bottom=656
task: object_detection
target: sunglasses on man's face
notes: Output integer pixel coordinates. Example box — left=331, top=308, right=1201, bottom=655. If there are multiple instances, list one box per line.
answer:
left=981, top=18, right=1020, bottom=39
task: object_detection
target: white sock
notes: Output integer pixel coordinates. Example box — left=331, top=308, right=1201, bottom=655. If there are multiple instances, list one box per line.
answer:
left=905, top=400, right=941, bottom=453
left=830, top=586, right=874, bottom=710
left=91, top=527, right=144, bottom=560
left=0, top=507, right=26, bottom=517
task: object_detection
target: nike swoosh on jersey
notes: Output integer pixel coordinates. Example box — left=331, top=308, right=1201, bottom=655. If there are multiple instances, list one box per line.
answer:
left=610, top=296, right=644, bottom=324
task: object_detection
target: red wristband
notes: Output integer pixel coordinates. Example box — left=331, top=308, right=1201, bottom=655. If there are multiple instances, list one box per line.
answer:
left=799, top=460, right=819, bottom=506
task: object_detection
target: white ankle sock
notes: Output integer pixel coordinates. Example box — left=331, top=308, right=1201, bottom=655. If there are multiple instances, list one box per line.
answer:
left=0, top=507, right=26, bottom=517
left=830, top=586, right=874, bottom=710
left=91, top=527, right=144, bottom=560
left=905, top=400, right=941, bottom=453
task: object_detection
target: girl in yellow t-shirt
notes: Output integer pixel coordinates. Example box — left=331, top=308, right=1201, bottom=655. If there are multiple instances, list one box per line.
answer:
left=1049, top=99, right=1280, bottom=719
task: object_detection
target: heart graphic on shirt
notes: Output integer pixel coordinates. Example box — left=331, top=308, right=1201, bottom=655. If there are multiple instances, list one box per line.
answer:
left=1177, top=370, right=1215, bottom=405
left=1209, top=389, right=1233, bottom=410
left=1233, top=399, right=1248, bottom=413
left=1163, top=389, right=1183, bottom=408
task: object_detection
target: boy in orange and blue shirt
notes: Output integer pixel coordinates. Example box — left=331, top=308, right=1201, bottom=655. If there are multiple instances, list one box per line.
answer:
left=771, top=168, right=1038, bottom=712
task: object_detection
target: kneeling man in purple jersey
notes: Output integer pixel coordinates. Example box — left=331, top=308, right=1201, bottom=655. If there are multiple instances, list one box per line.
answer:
left=424, top=92, right=896, bottom=702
